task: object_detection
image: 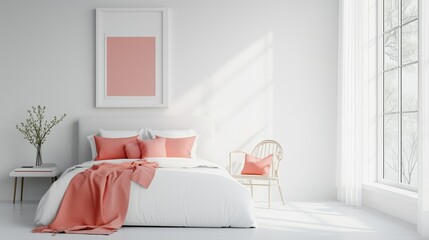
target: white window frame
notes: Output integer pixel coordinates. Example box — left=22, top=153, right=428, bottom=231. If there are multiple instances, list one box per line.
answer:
left=376, top=0, right=419, bottom=191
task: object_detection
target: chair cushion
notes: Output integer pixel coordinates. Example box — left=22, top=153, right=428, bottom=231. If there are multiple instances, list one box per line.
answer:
left=241, top=154, right=273, bottom=175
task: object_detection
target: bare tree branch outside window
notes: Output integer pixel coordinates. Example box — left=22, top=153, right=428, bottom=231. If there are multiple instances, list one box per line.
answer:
left=382, top=0, right=418, bottom=186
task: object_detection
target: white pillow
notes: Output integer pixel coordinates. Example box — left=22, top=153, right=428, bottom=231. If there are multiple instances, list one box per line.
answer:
left=147, top=129, right=199, bottom=158
left=139, top=129, right=152, bottom=140
left=87, top=134, right=98, bottom=160
left=99, top=129, right=144, bottom=138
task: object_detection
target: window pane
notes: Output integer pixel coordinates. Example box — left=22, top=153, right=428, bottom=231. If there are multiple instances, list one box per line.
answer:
left=384, top=114, right=399, bottom=182
left=401, top=113, right=418, bottom=185
left=384, top=69, right=399, bottom=113
left=402, top=0, right=418, bottom=23
left=384, top=0, right=399, bottom=31
left=402, top=64, right=418, bottom=111
left=402, top=20, right=418, bottom=64
left=384, top=29, right=399, bottom=69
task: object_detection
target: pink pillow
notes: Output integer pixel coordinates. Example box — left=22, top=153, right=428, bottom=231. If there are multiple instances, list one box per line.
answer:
left=241, top=154, right=273, bottom=175
left=125, top=142, right=141, bottom=159
left=138, top=138, right=167, bottom=158
left=94, top=135, right=138, bottom=160
left=156, top=136, right=196, bottom=158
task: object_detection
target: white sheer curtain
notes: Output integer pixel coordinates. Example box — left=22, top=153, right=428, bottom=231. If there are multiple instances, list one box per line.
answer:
left=418, top=0, right=429, bottom=237
left=337, top=0, right=365, bottom=206
left=338, top=0, right=429, bottom=235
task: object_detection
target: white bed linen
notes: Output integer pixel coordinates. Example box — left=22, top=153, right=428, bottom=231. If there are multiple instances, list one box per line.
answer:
left=35, top=158, right=256, bottom=228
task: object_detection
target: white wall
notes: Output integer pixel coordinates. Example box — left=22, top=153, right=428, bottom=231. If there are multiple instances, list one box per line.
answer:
left=0, top=0, right=338, bottom=201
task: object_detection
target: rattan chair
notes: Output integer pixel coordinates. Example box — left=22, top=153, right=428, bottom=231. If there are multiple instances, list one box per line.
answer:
left=229, top=140, right=285, bottom=208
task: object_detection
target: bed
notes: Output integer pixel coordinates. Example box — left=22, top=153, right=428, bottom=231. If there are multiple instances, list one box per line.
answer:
left=34, top=116, right=256, bottom=229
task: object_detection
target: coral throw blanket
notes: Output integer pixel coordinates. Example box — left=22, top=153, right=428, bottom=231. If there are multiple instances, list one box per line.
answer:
left=33, top=160, right=159, bottom=235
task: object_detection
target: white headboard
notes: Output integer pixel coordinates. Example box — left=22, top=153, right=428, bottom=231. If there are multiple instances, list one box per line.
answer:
left=78, top=116, right=215, bottom=163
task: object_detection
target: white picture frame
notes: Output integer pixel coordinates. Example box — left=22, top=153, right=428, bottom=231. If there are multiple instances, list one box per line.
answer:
left=96, top=8, right=169, bottom=107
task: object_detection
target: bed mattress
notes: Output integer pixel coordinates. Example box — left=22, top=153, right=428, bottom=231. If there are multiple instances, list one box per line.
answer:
left=35, top=158, right=256, bottom=228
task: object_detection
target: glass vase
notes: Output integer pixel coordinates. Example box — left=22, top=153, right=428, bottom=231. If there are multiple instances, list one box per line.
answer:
left=36, top=145, right=42, bottom=166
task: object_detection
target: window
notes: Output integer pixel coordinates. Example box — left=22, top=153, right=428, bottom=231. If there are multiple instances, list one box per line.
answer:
left=378, top=0, right=419, bottom=189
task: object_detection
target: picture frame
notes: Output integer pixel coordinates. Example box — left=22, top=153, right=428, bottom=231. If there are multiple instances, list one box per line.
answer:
left=96, top=8, right=169, bottom=107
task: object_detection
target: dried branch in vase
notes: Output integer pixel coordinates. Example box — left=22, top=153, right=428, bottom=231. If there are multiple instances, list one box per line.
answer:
left=16, top=105, right=66, bottom=166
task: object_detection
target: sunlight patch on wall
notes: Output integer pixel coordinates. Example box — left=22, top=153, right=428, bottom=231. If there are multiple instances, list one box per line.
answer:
left=171, top=33, right=274, bottom=165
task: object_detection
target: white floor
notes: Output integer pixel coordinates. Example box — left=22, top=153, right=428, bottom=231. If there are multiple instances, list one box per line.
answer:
left=0, top=201, right=424, bottom=240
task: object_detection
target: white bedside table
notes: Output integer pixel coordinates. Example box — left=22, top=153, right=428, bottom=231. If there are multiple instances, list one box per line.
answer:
left=9, top=166, right=62, bottom=204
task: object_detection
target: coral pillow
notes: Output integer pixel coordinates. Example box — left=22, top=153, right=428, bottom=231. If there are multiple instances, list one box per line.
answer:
left=241, top=154, right=273, bottom=175
left=125, top=142, right=141, bottom=159
left=147, top=129, right=199, bottom=158
left=94, top=135, right=138, bottom=160
left=138, top=138, right=167, bottom=158
left=156, top=136, right=196, bottom=158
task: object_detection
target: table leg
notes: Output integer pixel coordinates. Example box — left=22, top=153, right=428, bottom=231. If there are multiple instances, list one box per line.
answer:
left=20, top=177, right=24, bottom=202
left=13, top=177, right=17, bottom=204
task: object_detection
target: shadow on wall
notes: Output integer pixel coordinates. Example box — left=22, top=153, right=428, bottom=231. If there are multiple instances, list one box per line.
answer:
left=169, top=32, right=275, bottom=166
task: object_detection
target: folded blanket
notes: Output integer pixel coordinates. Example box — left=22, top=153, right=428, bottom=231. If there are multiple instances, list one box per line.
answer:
left=33, top=160, right=159, bottom=235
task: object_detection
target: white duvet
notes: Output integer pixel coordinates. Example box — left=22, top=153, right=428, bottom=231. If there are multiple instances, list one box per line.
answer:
left=35, top=158, right=256, bottom=228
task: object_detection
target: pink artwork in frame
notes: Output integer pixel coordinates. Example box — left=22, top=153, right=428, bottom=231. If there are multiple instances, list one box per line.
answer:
left=106, top=37, right=156, bottom=97
left=96, top=8, right=168, bottom=107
